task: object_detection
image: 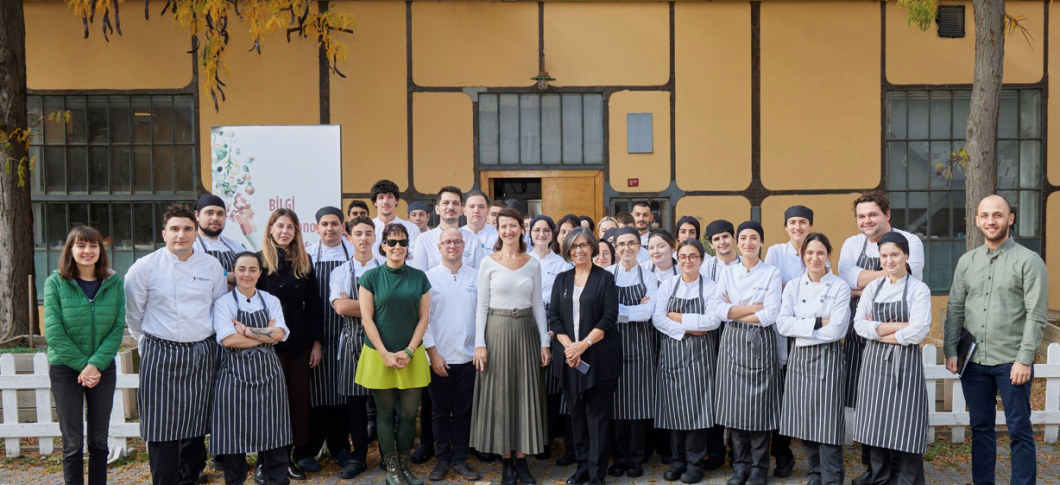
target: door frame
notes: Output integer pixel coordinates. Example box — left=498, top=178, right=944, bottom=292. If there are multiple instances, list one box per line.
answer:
left=479, top=169, right=604, bottom=222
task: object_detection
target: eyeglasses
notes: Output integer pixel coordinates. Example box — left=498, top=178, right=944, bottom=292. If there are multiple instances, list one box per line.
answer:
left=677, top=254, right=701, bottom=262
left=569, top=242, right=592, bottom=253
left=385, top=239, right=409, bottom=247
left=615, top=241, right=638, bottom=249
left=440, top=240, right=464, bottom=247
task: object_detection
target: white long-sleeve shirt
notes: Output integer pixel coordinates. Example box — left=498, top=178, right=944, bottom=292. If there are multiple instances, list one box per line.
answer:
left=410, top=227, right=485, bottom=272
left=125, top=247, right=227, bottom=344
left=710, top=260, right=785, bottom=363
left=475, top=256, right=549, bottom=348
left=641, top=260, right=679, bottom=288
left=652, top=274, right=721, bottom=340
left=212, top=289, right=290, bottom=344
left=373, top=216, right=422, bottom=258
left=530, top=250, right=573, bottom=307
left=776, top=272, right=852, bottom=347
left=329, top=256, right=383, bottom=302
left=424, top=264, right=479, bottom=365
left=610, top=263, right=659, bottom=323
left=838, top=229, right=924, bottom=290
left=463, top=224, right=499, bottom=256
left=853, top=274, right=932, bottom=346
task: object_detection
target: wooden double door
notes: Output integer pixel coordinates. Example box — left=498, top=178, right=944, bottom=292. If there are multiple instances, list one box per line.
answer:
left=479, top=170, right=604, bottom=222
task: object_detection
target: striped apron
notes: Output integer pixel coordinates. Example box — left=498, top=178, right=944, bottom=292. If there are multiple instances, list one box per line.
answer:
left=337, top=261, right=371, bottom=397
left=611, top=264, right=657, bottom=420
left=655, top=277, right=715, bottom=431
left=310, top=243, right=350, bottom=407
left=209, top=292, right=292, bottom=454
left=138, top=334, right=220, bottom=442
left=198, top=234, right=238, bottom=272
left=779, top=281, right=846, bottom=446
left=852, top=278, right=929, bottom=454
left=842, top=236, right=879, bottom=408
left=714, top=320, right=781, bottom=432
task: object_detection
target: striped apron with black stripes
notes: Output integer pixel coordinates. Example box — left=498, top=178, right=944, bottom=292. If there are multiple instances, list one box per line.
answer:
left=138, top=334, right=220, bottom=442
left=843, top=236, right=879, bottom=408
left=310, top=243, right=350, bottom=407
left=714, top=319, right=781, bottom=432
left=655, top=277, right=715, bottom=431
left=198, top=234, right=238, bottom=272
left=209, top=292, right=292, bottom=454
left=852, top=278, right=929, bottom=454
left=337, top=261, right=371, bottom=397
left=779, top=281, right=846, bottom=446
left=611, top=264, right=656, bottom=420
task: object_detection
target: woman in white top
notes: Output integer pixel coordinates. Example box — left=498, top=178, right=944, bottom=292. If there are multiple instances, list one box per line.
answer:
left=641, top=230, right=679, bottom=289
left=652, top=239, right=721, bottom=484
left=709, top=221, right=783, bottom=485
left=775, top=234, right=851, bottom=485
left=596, top=217, right=618, bottom=240
left=851, top=232, right=930, bottom=485
left=470, top=207, right=551, bottom=485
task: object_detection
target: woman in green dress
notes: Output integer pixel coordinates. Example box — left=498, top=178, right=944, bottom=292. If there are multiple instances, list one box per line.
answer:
left=355, top=223, right=432, bottom=485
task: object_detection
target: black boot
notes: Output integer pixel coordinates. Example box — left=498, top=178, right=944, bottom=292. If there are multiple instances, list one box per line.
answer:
left=515, top=457, right=537, bottom=485
left=502, top=458, right=517, bottom=485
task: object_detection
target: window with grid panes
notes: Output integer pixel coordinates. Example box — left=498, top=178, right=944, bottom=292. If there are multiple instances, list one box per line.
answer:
left=27, top=95, right=197, bottom=296
left=885, top=89, right=1042, bottom=292
left=478, top=93, right=604, bottom=165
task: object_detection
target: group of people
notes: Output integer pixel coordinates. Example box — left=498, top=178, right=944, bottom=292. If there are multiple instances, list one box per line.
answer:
left=42, top=177, right=1048, bottom=485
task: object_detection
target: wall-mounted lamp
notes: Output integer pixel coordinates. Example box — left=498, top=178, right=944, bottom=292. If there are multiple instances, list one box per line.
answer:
left=532, top=71, right=554, bottom=92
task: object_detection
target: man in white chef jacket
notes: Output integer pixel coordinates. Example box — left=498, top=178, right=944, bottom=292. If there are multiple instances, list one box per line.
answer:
left=412, top=187, right=485, bottom=271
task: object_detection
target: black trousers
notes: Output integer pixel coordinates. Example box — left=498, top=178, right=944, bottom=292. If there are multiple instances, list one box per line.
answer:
left=566, top=378, right=618, bottom=480
left=610, top=419, right=648, bottom=465
left=866, top=445, right=924, bottom=485
left=771, top=365, right=793, bottom=461
left=428, top=363, right=476, bottom=462
left=420, top=384, right=435, bottom=448
left=345, top=395, right=371, bottom=464
left=276, top=350, right=311, bottom=447
left=223, top=446, right=290, bottom=485
left=705, top=424, right=726, bottom=460
left=147, top=437, right=208, bottom=485
left=668, top=429, right=708, bottom=471
left=51, top=363, right=116, bottom=485
left=804, top=440, right=845, bottom=485
left=730, top=430, right=771, bottom=474
left=650, top=426, right=671, bottom=459
left=293, top=403, right=350, bottom=462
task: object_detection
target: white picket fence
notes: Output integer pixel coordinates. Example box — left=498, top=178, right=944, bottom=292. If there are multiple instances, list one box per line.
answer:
left=0, top=353, right=140, bottom=462
left=0, top=344, right=1057, bottom=461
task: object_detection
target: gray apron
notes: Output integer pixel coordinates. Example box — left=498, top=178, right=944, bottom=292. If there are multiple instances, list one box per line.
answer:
left=310, top=243, right=350, bottom=407
left=843, top=236, right=880, bottom=408
left=198, top=234, right=238, bottom=272
left=611, top=264, right=657, bottom=420
left=714, top=292, right=782, bottom=431
left=138, top=334, right=220, bottom=442
left=337, top=260, right=371, bottom=397
left=655, top=277, right=715, bottom=431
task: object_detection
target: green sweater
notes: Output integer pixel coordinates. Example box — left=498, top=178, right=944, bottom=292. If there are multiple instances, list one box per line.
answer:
left=43, top=270, right=126, bottom=372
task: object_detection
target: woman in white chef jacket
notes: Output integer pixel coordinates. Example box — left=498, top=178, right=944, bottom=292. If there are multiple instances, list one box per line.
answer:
left=641, top=230, right=679, bottom=289
left=775, top=233, right=851, bottom=485
left=851, top=231, right=930, bottom=485
left=708, top=221, right=783, bottom=485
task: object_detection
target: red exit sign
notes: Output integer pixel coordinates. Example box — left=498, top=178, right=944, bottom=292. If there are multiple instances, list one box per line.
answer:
left=627, top=178, right=639, bottom=187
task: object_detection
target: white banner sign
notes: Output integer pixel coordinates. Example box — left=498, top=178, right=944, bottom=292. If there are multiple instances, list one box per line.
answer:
left=210, top=125, right=342, bottom=251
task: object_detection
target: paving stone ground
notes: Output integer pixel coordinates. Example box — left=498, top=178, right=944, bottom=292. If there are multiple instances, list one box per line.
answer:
left=2, top=439, right=1060, bottom=485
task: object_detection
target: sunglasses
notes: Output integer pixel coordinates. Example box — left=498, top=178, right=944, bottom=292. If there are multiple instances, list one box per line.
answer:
left=384, top=239, right=409, bottom=248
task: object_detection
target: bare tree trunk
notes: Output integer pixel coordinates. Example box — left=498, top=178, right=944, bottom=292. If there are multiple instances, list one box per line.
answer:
left=0, top=2, right=33, bottom=340
left=964, top=0, right=1005, bottom=250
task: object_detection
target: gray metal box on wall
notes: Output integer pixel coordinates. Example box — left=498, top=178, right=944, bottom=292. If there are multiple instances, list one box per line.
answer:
left=627, top=113, right=653, bottom=154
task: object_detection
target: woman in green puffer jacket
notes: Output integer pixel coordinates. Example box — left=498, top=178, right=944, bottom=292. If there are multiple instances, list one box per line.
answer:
left=44, top=225, right=126, bottom=485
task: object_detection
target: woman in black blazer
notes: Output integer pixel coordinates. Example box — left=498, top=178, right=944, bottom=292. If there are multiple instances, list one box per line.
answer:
left=548, top=227, right=620, bottom=485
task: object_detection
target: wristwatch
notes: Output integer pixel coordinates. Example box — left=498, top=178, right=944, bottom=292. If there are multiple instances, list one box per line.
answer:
left=585, top=337, right=594, bottom=347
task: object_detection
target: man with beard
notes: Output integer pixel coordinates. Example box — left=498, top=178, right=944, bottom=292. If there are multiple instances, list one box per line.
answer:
left=408, top=201, right=431, bottom=236
left=370, top=179, right=422, bottom=256
left=462, top=191, right=499, bottom=257
left=944, top=195, right=1047, bottom=485
left=837, top=191, right=923, bottom=485
left=631, top=201, right=654, bottom=249
left=192, top=194, right=244, bottom=290
left=292, top=207, right=358, bottom=476
left=412, top=187, right=485, bottom=271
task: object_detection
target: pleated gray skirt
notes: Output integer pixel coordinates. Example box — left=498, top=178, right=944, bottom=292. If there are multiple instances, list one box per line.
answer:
left=469, top=308, right=549, bottom=455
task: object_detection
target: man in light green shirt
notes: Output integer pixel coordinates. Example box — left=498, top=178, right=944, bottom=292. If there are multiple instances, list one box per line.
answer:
left=944, top=195, right=1048, bottom=485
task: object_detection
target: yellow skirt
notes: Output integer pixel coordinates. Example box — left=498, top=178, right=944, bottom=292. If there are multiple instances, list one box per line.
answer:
left=354, top=344, right=431, bottom=390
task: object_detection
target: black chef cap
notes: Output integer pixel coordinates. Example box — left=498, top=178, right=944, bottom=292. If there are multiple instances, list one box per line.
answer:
left=603, top=228, right=618, bottom=243
left=463, top=190, right=490, bottom=204
left=611, top=226, right=641, bottom=243
left=705, top=219, right=735, bottom=240
left=315, top=206, right=344, bottom=223
left=784, top=205, right=814, bottom=225
left=505, top=199, right=524, bottom=214
left=578, top=215, right=595, bottom=231
left=676, top=216, right=701, bottom=239
left=194, top=194, right=226, bottom=212
left=407, top=201, right=430, bottom=214
left=649, top=229, right=674, bottom=242
left=529, top=215, right=556, bottom=233
left=878, top=231, right=910, bottom=255
left=737, top=220, right=764, bottom=240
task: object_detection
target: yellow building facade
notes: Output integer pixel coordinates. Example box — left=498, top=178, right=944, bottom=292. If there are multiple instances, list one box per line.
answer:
left=23, top=1, right=1059, bottom=329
